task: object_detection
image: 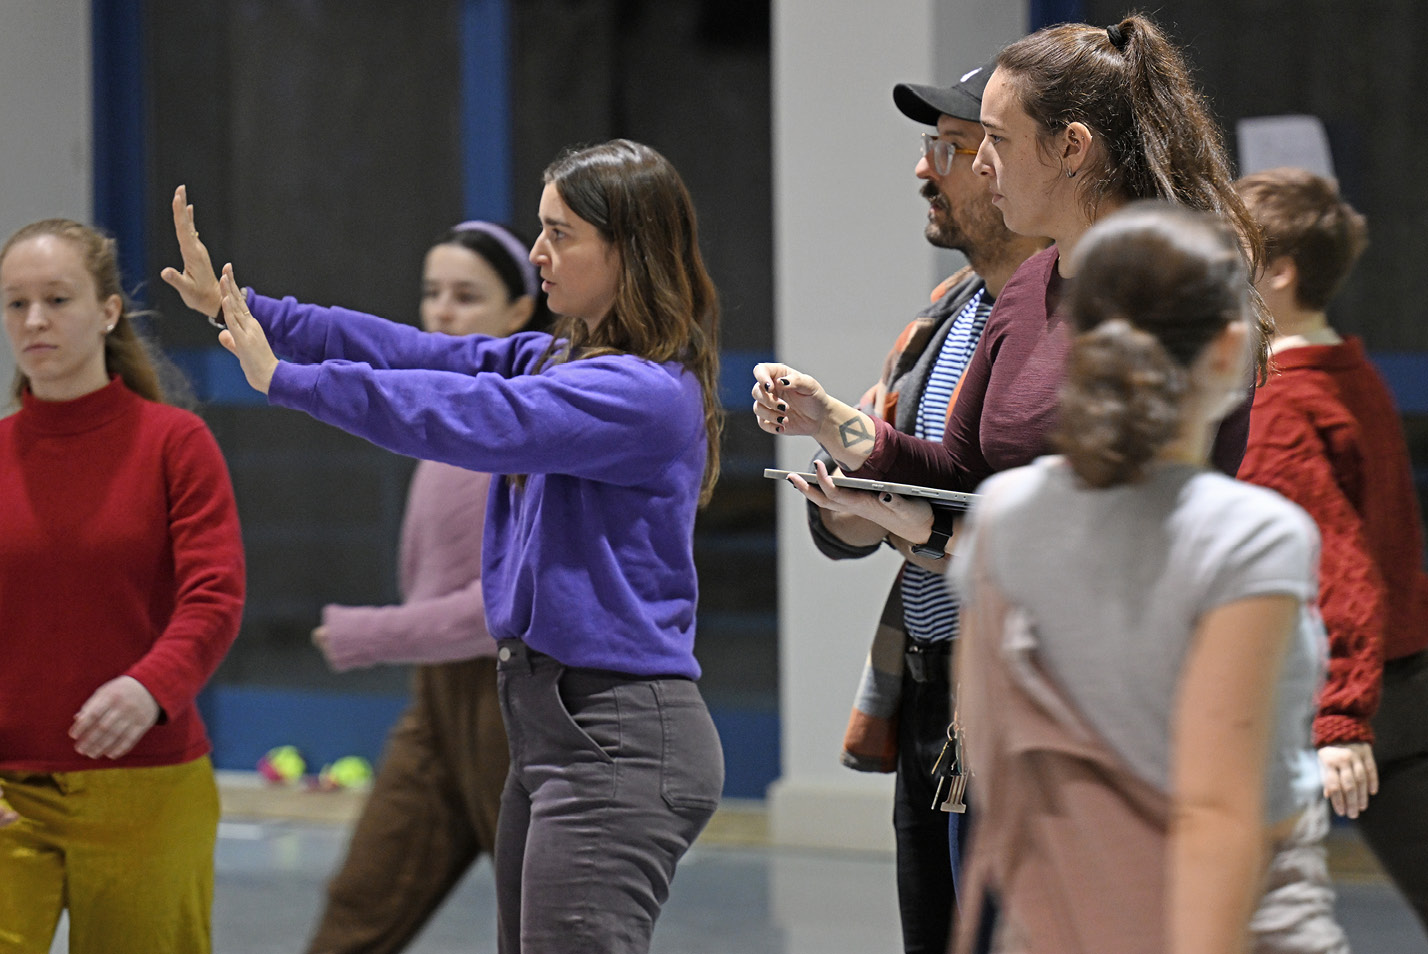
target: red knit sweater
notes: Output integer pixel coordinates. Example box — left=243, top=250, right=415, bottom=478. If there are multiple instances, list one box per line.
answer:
left=0, top=377, right=245, bottom=771
left=1239, top=337, right=1428, bottom=746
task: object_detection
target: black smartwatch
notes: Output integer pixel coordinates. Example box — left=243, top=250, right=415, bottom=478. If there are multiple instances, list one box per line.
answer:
left=910, top=506, right=956, bottom=557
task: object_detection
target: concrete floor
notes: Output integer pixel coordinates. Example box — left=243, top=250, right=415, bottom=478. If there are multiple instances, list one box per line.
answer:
left=44, top=796, right=1428, bottom=953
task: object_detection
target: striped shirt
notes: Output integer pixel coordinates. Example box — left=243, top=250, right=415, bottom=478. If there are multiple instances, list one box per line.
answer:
left=902, top=288, right=993, bottom=644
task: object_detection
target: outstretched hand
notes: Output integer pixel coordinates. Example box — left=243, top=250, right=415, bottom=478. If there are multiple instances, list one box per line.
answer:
left=159, top=185, right=223, bottom=323
left=215, top=265, right=279, bottom=394
left=781, top=459, right=937, bottom=545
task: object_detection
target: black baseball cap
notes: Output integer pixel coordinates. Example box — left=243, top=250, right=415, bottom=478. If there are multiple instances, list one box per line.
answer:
left=893, top=63, right=994, bottom=126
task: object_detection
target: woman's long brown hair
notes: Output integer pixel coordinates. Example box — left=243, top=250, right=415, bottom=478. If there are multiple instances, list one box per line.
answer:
left=535, top=140, right=723, bottom=505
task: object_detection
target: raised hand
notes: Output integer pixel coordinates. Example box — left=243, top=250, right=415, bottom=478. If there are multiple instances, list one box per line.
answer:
left=70, top=675, right=161, bottom=759
left=215, top=264, right=279, bottom=394
left=159, top=184, right=223, bottom=323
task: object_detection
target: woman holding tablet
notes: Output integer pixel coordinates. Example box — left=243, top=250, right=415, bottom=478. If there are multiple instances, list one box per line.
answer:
left=163, top=139, right=724, bottom=954
left=753, top=14, right=1265, bottom=549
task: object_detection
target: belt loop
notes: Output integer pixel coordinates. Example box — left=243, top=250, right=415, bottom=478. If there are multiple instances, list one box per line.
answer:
left=496, top=639, right=531, bottom=673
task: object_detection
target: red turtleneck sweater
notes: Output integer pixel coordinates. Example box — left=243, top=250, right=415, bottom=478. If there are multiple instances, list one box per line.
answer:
left=0, top=377, right=244, bottom=771
left=1240, top=337, right=1428, bottom=747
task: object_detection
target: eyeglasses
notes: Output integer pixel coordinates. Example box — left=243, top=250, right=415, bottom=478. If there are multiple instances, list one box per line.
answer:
left=921, top=133, right=978, bottom=175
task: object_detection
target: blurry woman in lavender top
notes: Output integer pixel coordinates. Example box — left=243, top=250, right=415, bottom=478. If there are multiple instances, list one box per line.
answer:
left=300, top=220, right=550, bottom=954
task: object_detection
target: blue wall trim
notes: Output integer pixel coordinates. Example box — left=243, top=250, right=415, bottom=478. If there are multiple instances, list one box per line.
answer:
left=1370, top=352, right=1428, bottom=415
left=461, top=0, right=513, bottom=224
left=1028, top=0, right=1084, bottom=30
left=201, top=685, right=779, bottom=800
left=91, top=0, right=149, bottom=303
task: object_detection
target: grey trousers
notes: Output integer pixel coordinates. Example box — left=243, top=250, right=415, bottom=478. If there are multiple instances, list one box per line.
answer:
left=494, top=640, right=723, bottom=954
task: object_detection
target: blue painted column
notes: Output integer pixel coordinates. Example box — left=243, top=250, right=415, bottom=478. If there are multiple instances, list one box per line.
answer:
left=91, top=0, right=148, bottom=300
left=461, top=0, right=513, bottom=224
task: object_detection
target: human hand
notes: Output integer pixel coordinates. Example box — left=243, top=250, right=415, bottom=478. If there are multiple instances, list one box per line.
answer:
left=0, top=786, right=18, bottom=828
left=159, top=185, right=223, bottom=323
left=752, top=363, right=878, bottom=469
left=751, top=362, right=832, bottom=437
left=311, top=624, right=339, bottom=669
left=1318, top=742, right=1378, bottom=818
left=782, top=459, right=936, bottom=545
left=216, top=264, right=279, bottom=394
left=70, top=675, right=161, bottom=759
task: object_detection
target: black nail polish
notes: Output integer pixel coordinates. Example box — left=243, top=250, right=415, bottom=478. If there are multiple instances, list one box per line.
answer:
left=763, top=381, right=772, bottom=391
left=777, top=416, right=785, bottom=424
left=777, top=403, right=786, bottom=412
left=880, top=493, right=892, bottom=503
left=779, top=377, right=789, bottom=386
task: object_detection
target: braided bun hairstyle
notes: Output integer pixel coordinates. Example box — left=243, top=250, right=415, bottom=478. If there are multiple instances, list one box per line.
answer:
left=1055, top=202, right=1249, bottom=487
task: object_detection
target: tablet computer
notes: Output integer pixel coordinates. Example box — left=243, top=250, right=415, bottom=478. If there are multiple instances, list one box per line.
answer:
left=764, top=468, right=979, bottom=509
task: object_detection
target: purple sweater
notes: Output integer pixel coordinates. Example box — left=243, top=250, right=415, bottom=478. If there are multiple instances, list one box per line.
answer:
left=320, top=462, right=495, bottom=671
left=851, top=246, right=1251, bottom=487
left=250, top=293, right=708, bottom=678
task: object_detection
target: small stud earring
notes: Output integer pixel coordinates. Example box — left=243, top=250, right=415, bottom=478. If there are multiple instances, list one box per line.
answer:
left=1065, top=169, right=1076, bottom=178
left=105, top=324, right=115, bottom=333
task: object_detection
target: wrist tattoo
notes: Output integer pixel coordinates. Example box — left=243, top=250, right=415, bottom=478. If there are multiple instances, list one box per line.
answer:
left=837, top=415, right=874, bottom=449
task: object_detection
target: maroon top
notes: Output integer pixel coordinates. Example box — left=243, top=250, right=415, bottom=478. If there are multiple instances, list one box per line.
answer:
left=851, top=245, right=1253, bottom=488
left=1239, top=337, right=1428, bottom=745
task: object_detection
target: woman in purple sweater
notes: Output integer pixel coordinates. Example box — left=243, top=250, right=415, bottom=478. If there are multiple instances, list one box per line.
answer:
left=300, top=221, right=551, bottom=954
left=163, top=140, right=725, bottom=954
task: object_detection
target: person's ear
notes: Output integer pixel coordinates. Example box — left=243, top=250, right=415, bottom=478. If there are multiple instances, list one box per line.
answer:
left=1263, top=255, right=1297, bottom=294
left=102, top=294, right=123, bottom=330
left=1061, top=122, right=1095, bottom=178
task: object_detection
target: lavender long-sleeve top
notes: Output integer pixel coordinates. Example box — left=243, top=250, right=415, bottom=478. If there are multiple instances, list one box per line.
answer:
left=320, top=462, right=495, bottom=671
left=250, top=292, right=708, bottom=678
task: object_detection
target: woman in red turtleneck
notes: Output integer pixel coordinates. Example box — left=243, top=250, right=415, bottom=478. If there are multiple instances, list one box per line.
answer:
left=0, top=219, right=244, bottom=954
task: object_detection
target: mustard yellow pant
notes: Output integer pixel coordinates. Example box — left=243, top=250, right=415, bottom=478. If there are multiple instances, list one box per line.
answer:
left=0, top=756, right=218, bottom=954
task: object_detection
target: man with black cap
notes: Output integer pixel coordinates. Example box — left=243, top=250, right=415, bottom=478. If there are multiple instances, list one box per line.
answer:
left=804, top=63, right=1046, bottom=954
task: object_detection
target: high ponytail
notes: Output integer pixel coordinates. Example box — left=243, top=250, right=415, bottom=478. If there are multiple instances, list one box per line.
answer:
left=1055, top=203, right=1250, bottom=487
left=996, top=12, right=1272, bottom=379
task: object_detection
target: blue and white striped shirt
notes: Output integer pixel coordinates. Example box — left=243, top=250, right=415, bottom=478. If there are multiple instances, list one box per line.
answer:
left=901, top=287, right=993, bottom=644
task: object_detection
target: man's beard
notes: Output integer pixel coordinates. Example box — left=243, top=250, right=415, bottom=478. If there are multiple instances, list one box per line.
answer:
left=921, top=180, right=1013, bottom=262
left=922, top=180, right=963, bottom=250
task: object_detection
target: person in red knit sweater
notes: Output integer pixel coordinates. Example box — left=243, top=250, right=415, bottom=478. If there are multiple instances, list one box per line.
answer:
left=1237, top=167, right=1428, bottom=937
left=0, top=220, right=245, bottom=953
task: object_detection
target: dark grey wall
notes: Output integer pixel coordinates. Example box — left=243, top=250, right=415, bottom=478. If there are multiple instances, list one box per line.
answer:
left=1086, top=1, right=1428, bottom=351
left=142, top=0, right=777, bottom=699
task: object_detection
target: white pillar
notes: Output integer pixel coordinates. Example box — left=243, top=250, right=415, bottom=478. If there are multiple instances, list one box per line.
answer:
left=0, top=0, right=93, bottom=396
left=769, top=0, right=1025, bottom=852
